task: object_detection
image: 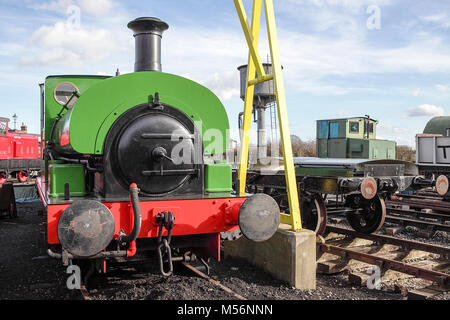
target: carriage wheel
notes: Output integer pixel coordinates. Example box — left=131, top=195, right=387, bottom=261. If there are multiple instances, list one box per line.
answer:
left=300, top=194, right=328, bottom=235
left=0, top=172, right=6, bottom=185
left=17, top=171, right=28, bottom=183
left=346, top=195, right=386, bottom=234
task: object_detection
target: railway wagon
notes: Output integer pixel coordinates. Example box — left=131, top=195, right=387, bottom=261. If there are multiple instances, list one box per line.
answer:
left=416, top=116, right=450, bottom=198
left=238, top=157, right=433, bottom=234
left=416, top=116, right=450, bottom=177
left=37, top=17, right=280, bottom=280
left=0, top=117, right=41, bottom=184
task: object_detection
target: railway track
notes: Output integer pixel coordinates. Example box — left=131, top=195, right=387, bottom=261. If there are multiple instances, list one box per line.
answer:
left=79, top=258, right=246, bottom=301
left=388, top=195, right=450, bottom=214
left=327, top=203, right=450, bottom=235
left=318, top=226, right=450, bottom=297
left=180, top=262, right=246, bottom=300
left=384, top=194, right=450, bottom=234
left=384, top=214, right=450, bottom=234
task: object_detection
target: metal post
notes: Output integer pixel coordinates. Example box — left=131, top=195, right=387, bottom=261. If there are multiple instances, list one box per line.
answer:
left=235, top=0, right=262, bottom=196
left=256, top=107, right=267, bottom=159
left=234, top=0, right=302, bottom=230
left=39, top=83, right=45, bottom=159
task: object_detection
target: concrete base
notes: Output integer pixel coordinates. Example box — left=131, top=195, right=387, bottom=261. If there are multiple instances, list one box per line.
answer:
left=224, top=224, right=316, bottom=289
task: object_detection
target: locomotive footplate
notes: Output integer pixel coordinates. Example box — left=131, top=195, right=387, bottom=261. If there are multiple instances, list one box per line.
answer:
left=37, top=177, right=280, bottom=267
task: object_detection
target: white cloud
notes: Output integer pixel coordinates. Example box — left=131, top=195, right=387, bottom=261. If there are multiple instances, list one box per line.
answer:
left=421, top=14, right=450, bottom=28
left=77, top=0, right=114, bottom=16
left=0, top=43, right=23, bottom=56
left=332, top=109, right=352, bottom=117
left=436, top=84, right=450, bottom=92
left=285, top=0, right=392, bottom=11
left=33, top=0, right=73, bottom=13
left=406, top=104, right=445, bottom=118
left=22, top=22, right=116, bottom=67
left=199, top=71, right=241, bottom=102
left=162, top=26, right=247, bottom=100
left=377, top=124, right=412, bottom=135
left=33, top=0, right=115, bottom=16
left=377, top=124, right=415, bottom=147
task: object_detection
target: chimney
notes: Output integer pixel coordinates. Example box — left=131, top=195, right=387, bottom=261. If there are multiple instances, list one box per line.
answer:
left=21, top=122, right=27, bottom=133
left=128, top=17, right=169, bottom=72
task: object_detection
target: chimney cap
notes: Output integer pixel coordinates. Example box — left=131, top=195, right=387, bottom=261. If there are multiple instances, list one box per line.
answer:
left=128, top=17, right=169, bottom=35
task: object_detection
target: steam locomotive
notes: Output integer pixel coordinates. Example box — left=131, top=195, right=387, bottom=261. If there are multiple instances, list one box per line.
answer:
left=36, top=17, right=280, bottom=279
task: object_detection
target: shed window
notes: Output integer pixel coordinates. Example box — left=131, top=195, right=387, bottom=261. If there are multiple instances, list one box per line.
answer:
left=349, top=122, right=359, bottom=133
left=318, top=121, right=329, bottom=139
left=329, top=122, right=340, bottom=138
left=446, top=128, right=450, bottom=137
left=364, top=122, right=374, bottom=135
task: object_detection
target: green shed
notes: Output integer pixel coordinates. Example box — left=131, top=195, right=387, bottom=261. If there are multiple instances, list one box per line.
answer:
left=316, top=116, right=396, bottom=160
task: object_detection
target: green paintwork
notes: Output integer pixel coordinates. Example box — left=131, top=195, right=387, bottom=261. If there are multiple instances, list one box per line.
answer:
left=44, top=75, right=111, bottom=142
left=50, top=72, right=230, bottom=155
left=205, top=164, right=233, bottom=192
left=423, top=116, right=450, bottom=135
left=368, top=139, right=396, bottom=159
left=317, top=138, right=396, bottom=159
left=49, top=163, right=86, bottom=197
left=316, top=116, right=396, bottom=159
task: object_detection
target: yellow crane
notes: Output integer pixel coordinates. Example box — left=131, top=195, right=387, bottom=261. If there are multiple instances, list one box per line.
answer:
left=234, top=0, right=303, bottom=231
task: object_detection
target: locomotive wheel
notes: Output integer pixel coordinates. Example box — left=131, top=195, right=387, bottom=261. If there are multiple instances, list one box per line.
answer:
left=17, top=171, right=28, bottom=183
left=346, top=195, right=386, bottom=234
left=300, top=194, right=327, bottom=235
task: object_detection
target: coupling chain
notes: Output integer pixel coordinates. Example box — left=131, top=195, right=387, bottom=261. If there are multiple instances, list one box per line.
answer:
left=156, top=212, right=175, bottom=276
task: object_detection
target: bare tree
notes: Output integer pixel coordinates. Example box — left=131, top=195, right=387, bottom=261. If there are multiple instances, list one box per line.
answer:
left=267, top=135, right=316, bottom=157
left=396, top=145, right=416, bottom=162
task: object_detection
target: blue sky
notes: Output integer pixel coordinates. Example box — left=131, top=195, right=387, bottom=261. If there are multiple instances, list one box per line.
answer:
left=0, top=0, right=449, bottom=147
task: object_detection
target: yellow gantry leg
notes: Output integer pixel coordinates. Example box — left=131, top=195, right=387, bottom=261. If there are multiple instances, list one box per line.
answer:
left=234, top=0, right=262, bottom=196
left=234, top=0, right=303, bottom=231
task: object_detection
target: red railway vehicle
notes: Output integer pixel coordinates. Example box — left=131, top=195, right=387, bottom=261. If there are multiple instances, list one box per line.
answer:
left=0, top=117, right=41, bottom=184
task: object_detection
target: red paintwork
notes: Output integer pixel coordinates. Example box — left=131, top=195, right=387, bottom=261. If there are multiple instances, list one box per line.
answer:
left=0, top=119, right=39, bottom=160
left=37, top=178, right=245, bottom=259
left=17, top=171, right=28, bottom=182
left=45, top=197, right=245, bottom=245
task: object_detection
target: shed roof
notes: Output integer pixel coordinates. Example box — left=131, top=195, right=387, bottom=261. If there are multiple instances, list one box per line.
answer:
left=423, top=116, right=450, bottom=135
left=317, top=116, right=378, bottom=123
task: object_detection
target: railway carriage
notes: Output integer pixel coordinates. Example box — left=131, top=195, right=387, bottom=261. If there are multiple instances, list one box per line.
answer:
left=0, top=117, right=40, bottom=184
left=238, top=157, right=434, bottom=234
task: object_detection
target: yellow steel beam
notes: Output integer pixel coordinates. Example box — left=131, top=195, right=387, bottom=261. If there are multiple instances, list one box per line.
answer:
left=248, top=74, right=274, bottom=86
left=233, top=0, right=266, bottom=79
left=280, top=213, right=293, bottom=225
left=263, top=0, right=302, bottom=230
left=235, top=0, right=262, bottom=196
left=234, top=0, right=302, bottom=231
